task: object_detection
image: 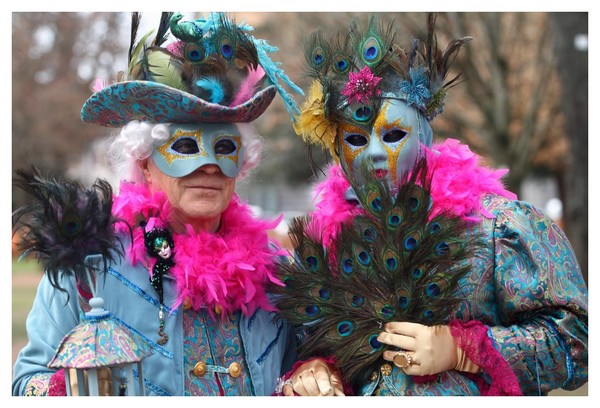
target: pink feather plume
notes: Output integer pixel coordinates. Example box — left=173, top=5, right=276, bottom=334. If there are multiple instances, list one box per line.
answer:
left=230, top=66, right=266, bottom=106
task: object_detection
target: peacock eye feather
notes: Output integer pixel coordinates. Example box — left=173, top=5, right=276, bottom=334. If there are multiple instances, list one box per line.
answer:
left=282, top=276, right=296, bottom=288
left=367, top=191, right=382, bottom=212
left=426, top=282, right=441, bottom=297
left=311, top=46, right=326, bottom=67
left=216, top=33, right=235, bottom=59
left=435, top=242, right=450, bottom=256
left=184, top=43, right=206, bottom=63
left=362, top=227, right=377, bottom=242
left=357, top=250, right=371, bottom=266
left=351, top=295, right=364, bottom=307
left=310, top=286, right=332, bottom=301
left=341, top=258, right=354, bottom=274
left=396, top=287, right=410, bottom=310
left=368, top=334, right=382, bottom=351
left=361, top=36, right=382, bottom=65
left=378, top=304, right=395, bottom=320
left=422, top=310, right=435, bottom=320
left=429, top=221, right=442, bottom=233
left=306, top=255, right=319, bottom=271
left=404, top=236, right=418, bottom=251
left=331, top=53, right=351, bottom=74
left=385, top=257, right=398, bottom=271
left=408, top=197, right=420, bottom=211
left=303, top=304, right=321, bottom=317
left=411, top=267, right=424, bottom=279
left=352, top=105, right=373, bottom=122
left=386, top=207, right=403, bottom=228
left=337, top=321, right=354, bottom=337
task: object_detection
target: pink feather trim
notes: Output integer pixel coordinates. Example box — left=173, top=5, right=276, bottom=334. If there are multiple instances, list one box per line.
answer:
left=449, top=320, right=523, bottom=395
left=310, top=139, right=516, bottom=260
left=112, top=182, right=285, bottom=316
left=48, top=370, right=67, bottom=396
left=423, top=139, right=517, bottom=221
left=313, top=138, right=516, bottom=228
left=230, top=66, right=266, bottom=106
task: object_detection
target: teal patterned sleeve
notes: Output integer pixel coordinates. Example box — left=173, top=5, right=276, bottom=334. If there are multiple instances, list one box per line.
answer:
left=488, top=199, right=588, bottom=395
left=12, top=274, right=81, bottom=396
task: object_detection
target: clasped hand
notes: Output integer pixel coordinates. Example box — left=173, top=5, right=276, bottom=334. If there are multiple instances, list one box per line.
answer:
left=282, top=358, right=345, bottom=396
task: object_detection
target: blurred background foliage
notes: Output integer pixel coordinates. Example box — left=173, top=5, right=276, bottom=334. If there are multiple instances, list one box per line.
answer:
left=12, top=11, right=588, bottom=285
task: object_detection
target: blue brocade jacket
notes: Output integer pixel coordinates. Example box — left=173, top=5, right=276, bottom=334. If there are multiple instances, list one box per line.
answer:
left=360, top=195, right=588, bottom=395
left=12, top=255, right=297, bottom=396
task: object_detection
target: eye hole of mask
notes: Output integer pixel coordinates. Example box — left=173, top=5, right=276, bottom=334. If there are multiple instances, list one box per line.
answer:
left=214, top=138, right=237, bottom=155
left=383, top=129, right=408, bottom=143
left=344, top=133, right=368, bottom=147
left=171, top=138, right=200, bottom=154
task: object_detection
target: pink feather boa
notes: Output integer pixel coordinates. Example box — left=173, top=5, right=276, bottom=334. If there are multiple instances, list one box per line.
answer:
left=112, top=182, right=284, bottom=316
left=311, top=138, right=517, bottom=251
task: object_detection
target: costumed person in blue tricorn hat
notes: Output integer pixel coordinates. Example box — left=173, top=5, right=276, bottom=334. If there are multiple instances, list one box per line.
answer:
left=12, top=12, right=344, bottom=396
left=270, top=13, right=588, bottom=396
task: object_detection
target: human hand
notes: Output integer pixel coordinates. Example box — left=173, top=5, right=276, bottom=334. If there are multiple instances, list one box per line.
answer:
left=281, top=358, right=345, bottom=396
left=377, top=322, right=460, bottom=376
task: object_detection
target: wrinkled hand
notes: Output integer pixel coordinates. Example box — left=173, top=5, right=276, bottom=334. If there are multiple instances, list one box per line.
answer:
left=377, top=322, right=459, bottom=376
left=282, top=358, right=345, bottom=396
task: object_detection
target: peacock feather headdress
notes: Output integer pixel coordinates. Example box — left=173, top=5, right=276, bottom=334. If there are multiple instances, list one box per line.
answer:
left=293, top=13, right=471, bottom=156
left=82, top=12, right=303, bottom=127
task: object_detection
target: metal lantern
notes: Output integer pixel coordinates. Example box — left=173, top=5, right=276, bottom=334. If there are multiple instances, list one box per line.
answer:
left=48, top=255, right=154, bottom=396
left=48, top=296, right=153, bottom=396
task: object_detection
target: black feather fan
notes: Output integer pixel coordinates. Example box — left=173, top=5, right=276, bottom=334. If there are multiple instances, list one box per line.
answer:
left=12, top=167, right=126, bottom=292
left=271, top=158, right=482, bottom=390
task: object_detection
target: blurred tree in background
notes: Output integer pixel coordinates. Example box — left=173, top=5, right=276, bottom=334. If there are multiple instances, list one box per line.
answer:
left=11, top=12, right=588, bottom=283
left=12, top=12, right=126, bottom=207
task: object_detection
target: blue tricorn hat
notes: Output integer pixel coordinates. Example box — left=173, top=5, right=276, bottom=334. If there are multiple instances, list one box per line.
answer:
left=81, top=12, right=302, bottom=127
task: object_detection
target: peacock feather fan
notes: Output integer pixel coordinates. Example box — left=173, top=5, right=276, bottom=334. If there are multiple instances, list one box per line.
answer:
left=271, top=157, right=482, bottom=390
left=12, top=167, right=126, bottom=293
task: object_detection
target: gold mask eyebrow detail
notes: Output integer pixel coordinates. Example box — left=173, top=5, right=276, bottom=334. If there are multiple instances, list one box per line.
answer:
left=338, top=123, right=370, bottom=167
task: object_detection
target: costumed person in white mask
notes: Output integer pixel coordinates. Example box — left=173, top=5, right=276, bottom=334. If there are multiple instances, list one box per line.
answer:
left=271, top=13, right=588, bottom=396
left=12, top=12, right=340, bottom=396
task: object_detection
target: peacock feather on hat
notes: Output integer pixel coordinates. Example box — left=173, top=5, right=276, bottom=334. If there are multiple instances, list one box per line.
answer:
left=82, top=12, right=303, bottom=127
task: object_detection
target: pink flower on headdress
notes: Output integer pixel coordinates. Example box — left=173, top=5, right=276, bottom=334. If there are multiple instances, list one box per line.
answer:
left=341, top=66, right=382, bottom=104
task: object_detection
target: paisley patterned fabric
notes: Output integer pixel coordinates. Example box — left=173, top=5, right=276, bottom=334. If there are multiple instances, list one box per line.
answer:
left=356, top=194, right=588, bottom=395
left=81, top=81, right=277, bottom=127
left=48, top=314, right=153, bottom=369
left=183, top=309, right=253, bottom=395
left=23, top=373, right=52, bottom=396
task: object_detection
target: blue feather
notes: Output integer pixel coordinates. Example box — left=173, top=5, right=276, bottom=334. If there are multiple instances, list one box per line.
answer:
left=255, top=40, right=304, bottom=118
left=195, top=78, right=225, bottom=104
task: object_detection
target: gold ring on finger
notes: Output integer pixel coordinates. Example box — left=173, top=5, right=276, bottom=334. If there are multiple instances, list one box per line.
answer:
left=392, top=351, right=413, bottom=369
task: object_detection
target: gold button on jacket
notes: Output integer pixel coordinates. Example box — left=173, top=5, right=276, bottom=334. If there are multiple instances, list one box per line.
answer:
left=193, top=361, right=207, bottom=377
left=228, top=362, right=241, bottom=378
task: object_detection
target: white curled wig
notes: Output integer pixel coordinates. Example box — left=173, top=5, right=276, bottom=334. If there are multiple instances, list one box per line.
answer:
left=105, top=121, right=263, bottom=185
